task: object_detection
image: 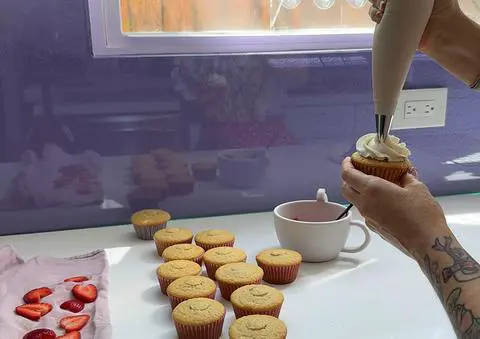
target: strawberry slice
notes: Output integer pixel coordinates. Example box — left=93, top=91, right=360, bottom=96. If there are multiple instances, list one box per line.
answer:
left=16, top=306, right=41, bottom=321
left=23, top=328, right=56, bottom=339
left=23, top=287, right=53, bottom=304
left=64, top=276, right=89, bottom=283
left=59, top=315, right=90, bottom=332
left=57, top=331, right=81, bottom=339
left=72, top=284, right=97, bottom=303
left=60, top=300, right=85, bottom=313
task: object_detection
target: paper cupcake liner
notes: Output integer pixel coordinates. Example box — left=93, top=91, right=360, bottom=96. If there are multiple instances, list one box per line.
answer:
left=174, top=310, right=225, bottom=339
left=155, top=237, right=193, bottom=256
left=351, top=162, right=409, bottom=184
left=205, top=259, right=246, bottom=280
left=232, top=303, right=282, bottom=319
left=196, top=240, right=235, bottom=251
left=133, top=222, right=168, bottom=240
left=158, top=276, right=175, bottom=295
left=169, top=291, right=216, bottom=310
left=163, top=254, right=203, bottom=266
left=257, top=262, right=300, bottom=285
left=218, top=278, right=262, bottom=301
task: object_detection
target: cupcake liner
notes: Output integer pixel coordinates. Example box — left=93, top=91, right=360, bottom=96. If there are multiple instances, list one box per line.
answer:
left=232, top=303, right=282, bottom=319
left=196, top=240, right=235, bottom=251
left=257, top=262, right=300, bottom=285
left=158, top=276, right=175, bottom=295
left=174, top=310, right=225, bottom=339
left=353, top=163, right=408, bottom=183
left=169, top=291, right=216, bottom=310
left=133, top=222, right=168, bottom=240
left=218, top=278, right=262, bottom=301
left=163, top=254, right=203, bottom=266
left=155, top=237, right=194, bottom=256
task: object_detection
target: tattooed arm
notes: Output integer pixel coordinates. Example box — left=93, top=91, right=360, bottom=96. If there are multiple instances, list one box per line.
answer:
left=421, top=234, right=480, bottom=338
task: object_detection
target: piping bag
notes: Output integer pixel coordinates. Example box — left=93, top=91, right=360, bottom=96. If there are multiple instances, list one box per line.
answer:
left=373, top=0, right=434, bottom=141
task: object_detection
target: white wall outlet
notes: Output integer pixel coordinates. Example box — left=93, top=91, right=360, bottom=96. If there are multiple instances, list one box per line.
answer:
left=391, top=88, right=448, bottom=130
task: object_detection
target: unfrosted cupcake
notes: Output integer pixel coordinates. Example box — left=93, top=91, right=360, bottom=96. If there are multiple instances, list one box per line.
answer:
left=162, top=244, right=205, bottom=265
left=351, top=133, right=411, bottom=183
left=130, top=209, right=171, bottom=240
left=229, top=315, right=287, bottom=339
left=172, top=298, right=225, bottom=339
left=195, top=229, right=235, bottom=251
left=203, top=247, right=247, bottom=280
left=191, top=161, right=218, bottom=181
left=215, top=263, right=263, bottom=301
left=154, top=228, right=194, bottom=256
left=167, top=276, right=217, bottom=309
left=230, top=284, right=284, bottom=319
left=157, top=260, right=202, bottom=295
left=167, top=174, right=195, bottom=196
left=256, top=249, right=302, bottom=285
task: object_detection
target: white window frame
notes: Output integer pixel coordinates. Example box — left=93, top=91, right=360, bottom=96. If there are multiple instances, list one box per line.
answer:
left=88, top=0, right=375, bottom=58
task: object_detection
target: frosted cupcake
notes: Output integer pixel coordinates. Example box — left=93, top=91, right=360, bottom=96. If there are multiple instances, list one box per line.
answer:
left=157, top=260, right=202, bottom=295
left=215, top=263, right=264, bottom=301
left=154, top=228, right=194, bottom=256
left=195, top=229, right=235, bottom=251
left=173, top=298, right=225, bottom=339
left=229, top=315, right=287, bottom=339
left=162, top=244, right=205, bottom=265
left=351, top=133, right=411, bottom=183
left=166, top=276, right=217, bottom=309
left=256, top=249, right=302, bottom=285
left=130, top=209, right=171, bottom=240
left=203, top=247, right=247, bottom=280
left=230, top=284, right=284, bottom=319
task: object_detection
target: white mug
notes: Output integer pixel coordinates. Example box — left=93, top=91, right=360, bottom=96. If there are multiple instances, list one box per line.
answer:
left=273, top=189, right=371, bottom=262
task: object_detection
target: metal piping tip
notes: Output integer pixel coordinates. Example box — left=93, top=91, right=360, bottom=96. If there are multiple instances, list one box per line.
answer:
left=375, top=114, right=393, bottom=142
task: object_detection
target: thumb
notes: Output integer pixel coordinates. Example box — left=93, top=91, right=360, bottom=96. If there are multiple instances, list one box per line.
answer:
left=400, top=173, right=419, bottom=187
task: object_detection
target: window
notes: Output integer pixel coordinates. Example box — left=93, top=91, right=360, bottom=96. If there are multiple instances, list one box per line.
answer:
left=89, top=0, right=480, bottom=57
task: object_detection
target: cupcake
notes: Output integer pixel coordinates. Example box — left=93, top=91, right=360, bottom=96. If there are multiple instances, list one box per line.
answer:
left=351, top=133, right=411, bottom=183
left=137, top=170, right=168, bottom=188
left=131, top=154, right=156, bottom=168
left=230, top=284, right=284, bottom=319
left=157, top=260, right=202, bottom=295
left=154, top=227, right=194, bottom=256
left=215, top=263, right=264, bottom=301
left=195, top=229, right=235, bottom=251
left=256, top=249, right=302, bottom=285
left=172, top=298, right=225, bottom=339
left=130, top=209, right=171, bottom=240
left=162, top=244, right=205, bottom=265
left=151, top=148, right=175, bottom=164
left=127, top=187, right=166, bottom=212
left=203, top=247, right=247, bottom=280
left=191, top=161, right=218, bottom=181
left=229, top=315, right=287, bottom=339
left=167, top=276, right=217, bottom=309
left=167, top=174, right=195, bottom=196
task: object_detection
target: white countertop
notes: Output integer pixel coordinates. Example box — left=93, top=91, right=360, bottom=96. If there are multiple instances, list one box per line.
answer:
left=1, top=194, right=480, bottom=339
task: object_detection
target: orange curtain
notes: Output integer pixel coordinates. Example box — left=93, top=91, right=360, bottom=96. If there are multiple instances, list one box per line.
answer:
left=121, top=0, right=162, bottom=33
left=162, top=0, right=195, bottom=32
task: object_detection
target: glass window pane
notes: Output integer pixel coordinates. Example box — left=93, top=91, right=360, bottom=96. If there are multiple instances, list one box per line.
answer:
left=119, top=0, right=480, bottom=34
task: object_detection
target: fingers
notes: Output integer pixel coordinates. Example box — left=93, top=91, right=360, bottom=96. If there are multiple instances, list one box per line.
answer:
left=341, top=158, right=370, bottom=193
left=341, top=182, right=361, bottom=206
left=400, top=173, right=420, bottom=188
left=368, top=0, right=386, bottom=23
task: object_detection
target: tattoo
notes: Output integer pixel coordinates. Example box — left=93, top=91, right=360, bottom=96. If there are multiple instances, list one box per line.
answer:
left=423, top=254, right=444, bottom=301
left=432, top=236, right=480, bottom=283
left=446, top=288, right=480, bottom=338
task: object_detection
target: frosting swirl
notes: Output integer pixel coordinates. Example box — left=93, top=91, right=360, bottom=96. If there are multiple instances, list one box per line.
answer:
left=356, top=133, right=410, bottom=162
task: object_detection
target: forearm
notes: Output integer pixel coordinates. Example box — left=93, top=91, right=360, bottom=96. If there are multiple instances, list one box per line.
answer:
left=422, top=11, right=480, bottom=88
left=414, top=230, right=480, bottom=338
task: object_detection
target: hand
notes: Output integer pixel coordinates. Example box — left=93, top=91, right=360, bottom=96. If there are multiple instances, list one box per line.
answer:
left=341, top=157, right=450, bottom=257
left=368, top=0, right=461, bottom=50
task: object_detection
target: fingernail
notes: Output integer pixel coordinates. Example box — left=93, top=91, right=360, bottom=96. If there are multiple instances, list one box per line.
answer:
left=379, top=1, right=386, bottom=11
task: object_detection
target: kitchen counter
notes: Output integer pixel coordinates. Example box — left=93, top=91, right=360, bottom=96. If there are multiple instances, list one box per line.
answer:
left=1, top=194, right=479, bottom=338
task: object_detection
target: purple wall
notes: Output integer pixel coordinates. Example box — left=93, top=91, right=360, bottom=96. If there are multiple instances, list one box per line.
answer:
left=1, top=0, right=480, bottom=235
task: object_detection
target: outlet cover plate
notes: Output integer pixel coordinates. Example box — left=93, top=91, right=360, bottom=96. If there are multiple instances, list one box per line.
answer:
left=391, top=88, right=448, bottom=130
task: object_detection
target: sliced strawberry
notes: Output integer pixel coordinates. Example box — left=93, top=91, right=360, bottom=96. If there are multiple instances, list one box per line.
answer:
left=23, top=328, right=56, bottom=339
left=23, top=287, right=53, bottom=304
left=72, top=284, right=97, bottom=303
left=64, top=276, right=89, bottom=283
left=59, top=314, right=90, bottom=332
left=57, top=331, right=81, bottom=339
left=18, top=303, right=52, bottom=316
left=16, top=306, right=41, bottom=321
left=60, top=300, right=85, bottom=313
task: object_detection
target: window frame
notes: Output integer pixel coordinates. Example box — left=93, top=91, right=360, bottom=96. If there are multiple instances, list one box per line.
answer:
left=88, top=0, right=375, bottom=57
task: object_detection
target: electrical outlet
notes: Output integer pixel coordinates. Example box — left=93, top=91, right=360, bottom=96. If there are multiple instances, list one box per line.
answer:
left=391, top=88, right=448, bottom=130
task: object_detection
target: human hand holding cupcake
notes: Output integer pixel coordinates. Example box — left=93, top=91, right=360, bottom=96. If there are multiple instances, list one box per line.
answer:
left=351, top=133, right=411, bottom=183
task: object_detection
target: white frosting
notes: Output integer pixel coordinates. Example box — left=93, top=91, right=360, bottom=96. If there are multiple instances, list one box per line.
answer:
left=356, top=133, right=410, bottom=162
